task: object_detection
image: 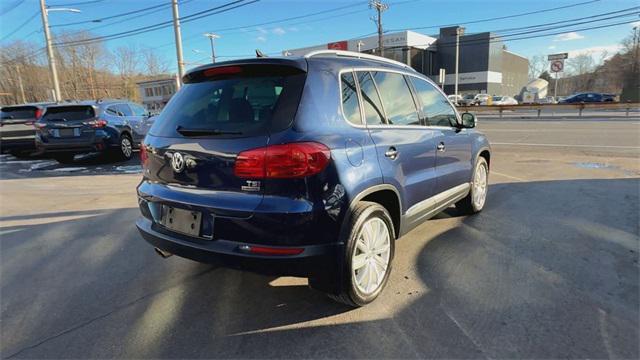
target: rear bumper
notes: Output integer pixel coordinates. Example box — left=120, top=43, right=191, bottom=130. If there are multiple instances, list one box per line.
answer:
left=0, top=136, right=36, bottom=151
left=136, top=217, right=340, bottom=277
left=35, top=134, right=115, bottom=154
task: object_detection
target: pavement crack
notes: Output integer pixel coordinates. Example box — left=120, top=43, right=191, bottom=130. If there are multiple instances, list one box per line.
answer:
left=4, top=267, right=216, bottom=359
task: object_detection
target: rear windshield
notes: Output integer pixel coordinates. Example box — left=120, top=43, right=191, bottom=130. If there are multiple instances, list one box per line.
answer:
left=42, top=106, right=95, bottom=121
left=150, top=66, right=305, bottom=137
left=1, top=106, right=37, bottom=121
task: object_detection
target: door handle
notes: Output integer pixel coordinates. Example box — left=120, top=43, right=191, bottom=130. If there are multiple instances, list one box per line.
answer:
left=384, top=147, right=398, bottom=159
left=437, top=142, right=445, bottom=152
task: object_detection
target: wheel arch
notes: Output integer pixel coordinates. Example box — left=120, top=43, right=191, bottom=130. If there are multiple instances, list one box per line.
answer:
left=349, top=184, right=402, bottom=239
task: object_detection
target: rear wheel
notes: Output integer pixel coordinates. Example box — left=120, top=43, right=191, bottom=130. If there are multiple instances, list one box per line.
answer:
left=456, top=156, right=489, bottom=214
left=115, top=134, right=133, bottom=161
left=53, top=153, right=75, bottom=164
left=325, top=201, right=395, bottom=307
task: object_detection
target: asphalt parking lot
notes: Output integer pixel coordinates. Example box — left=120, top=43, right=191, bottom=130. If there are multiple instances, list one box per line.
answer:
left=1, top=117, right=638, bottom=358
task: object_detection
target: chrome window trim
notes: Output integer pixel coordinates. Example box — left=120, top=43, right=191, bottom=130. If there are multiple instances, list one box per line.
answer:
left=337, top=66, right=462, bottom=130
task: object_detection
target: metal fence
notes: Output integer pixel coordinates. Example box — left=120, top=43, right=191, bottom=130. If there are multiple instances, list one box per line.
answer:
left=456, top=102, right=640, bottom=118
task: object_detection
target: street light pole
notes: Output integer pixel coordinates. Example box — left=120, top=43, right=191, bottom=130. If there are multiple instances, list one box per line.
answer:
left=357, top=41, right=364, bottom=52
left=39, top=0, right=61, bottom=102
left=204, top=33, right=221, bottom=63
left=171, top=0, right=185, bottom=86
left=454, top=27, right=464, bottom=97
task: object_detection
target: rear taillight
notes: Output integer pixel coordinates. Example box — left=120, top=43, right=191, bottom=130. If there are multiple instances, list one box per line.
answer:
left=140, top=144, right=149, bottom=166
left=234, top=142, right=330, bottom=179
left=84, top=119, right=108, bottom=128
left=34, top=109, right=43, bottom=120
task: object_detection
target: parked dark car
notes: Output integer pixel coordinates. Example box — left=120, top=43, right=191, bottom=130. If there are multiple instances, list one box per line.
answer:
left=559, top=92, right=616, bottom=103
left=136, top=51, right=491, bottom=306
left=35, top=99, right=154, bottom=163
left=0, top=103, right=53, bottom=156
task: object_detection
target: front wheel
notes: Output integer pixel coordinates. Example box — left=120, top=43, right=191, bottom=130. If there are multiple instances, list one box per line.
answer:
left=456, top=156, right=489, bottom=214
left=326, top=201, right=395, bottom=307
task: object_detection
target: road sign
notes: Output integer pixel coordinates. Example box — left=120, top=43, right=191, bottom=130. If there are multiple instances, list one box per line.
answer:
left=439, top=68, right=446, bottom=84
left=550, top=60, right=564, bottom=73
left=548, top=53, right=568, bottom=61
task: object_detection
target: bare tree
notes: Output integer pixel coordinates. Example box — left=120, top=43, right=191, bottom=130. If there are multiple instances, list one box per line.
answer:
left=140, top=46, right=169, bottom=76
left=113, top=45, right=140, bottom=99
left=528, top=54, right=547, bottom=80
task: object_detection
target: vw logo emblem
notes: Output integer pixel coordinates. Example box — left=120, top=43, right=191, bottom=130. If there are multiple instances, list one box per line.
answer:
left=171, top=152, right=185, bottom=173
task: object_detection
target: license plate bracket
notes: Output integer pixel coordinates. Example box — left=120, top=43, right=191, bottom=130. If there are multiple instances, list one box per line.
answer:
left=160, top=205, right=202, bottom=237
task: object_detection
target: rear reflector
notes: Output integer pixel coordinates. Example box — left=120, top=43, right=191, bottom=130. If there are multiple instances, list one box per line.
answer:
left=140, top=144, right=149, bottom=166
left=203, top=66, right=242, bottom=77
left=234, top=142, right=330, bottom=179
left=238, top=245, right=304, bottom=256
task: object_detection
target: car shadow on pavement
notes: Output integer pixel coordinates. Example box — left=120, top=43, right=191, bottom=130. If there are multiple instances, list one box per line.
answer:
left=1, top=178, right=638, bottom=358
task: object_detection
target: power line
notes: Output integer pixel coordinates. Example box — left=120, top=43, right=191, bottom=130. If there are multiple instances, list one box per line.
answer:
left=0, top=12, right=40, bottom=42
left=50, top=1, right=171, bottom=27
left=52, top=0, right=258, bottom=47
left=389, top=0, right=602, bottom=32
left=387, top=18, right=638, bottom=51
left=47, top=0, right=105, bottom=7
left=0, top=0, right=26, bottom=16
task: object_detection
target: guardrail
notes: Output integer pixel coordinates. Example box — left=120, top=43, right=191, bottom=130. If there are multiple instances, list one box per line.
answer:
left=456, top=102, right=640, bottom=118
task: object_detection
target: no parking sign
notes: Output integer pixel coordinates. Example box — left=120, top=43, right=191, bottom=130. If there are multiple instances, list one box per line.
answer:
left=550, top=60, right=564, bottom=73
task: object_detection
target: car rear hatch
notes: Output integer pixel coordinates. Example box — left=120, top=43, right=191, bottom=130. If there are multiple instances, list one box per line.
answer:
left=1, top=105, right=40, bottom=140
left=38, top=105, right=98, bottom=145
left=140, top=60, right=307, bottom=214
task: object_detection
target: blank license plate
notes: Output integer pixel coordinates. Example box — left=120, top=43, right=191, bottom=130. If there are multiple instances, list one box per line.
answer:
left=56, top=128, right=78, bottom=137
left=160, top=206, right=202, bottom=237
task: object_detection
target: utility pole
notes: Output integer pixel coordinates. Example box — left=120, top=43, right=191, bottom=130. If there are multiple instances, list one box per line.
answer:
left=633, top=26, right=639, bottom=74
left=204, top=33, right=221, bottom=63
left=15, top=65, right=26, bottom=103
left=171, top=0, right=185, bottom=86
left=454, top=26, right=464, bottom=97
left=370, top=0, right=388, bottom=57
left=39, top=0, right=61, bottom=102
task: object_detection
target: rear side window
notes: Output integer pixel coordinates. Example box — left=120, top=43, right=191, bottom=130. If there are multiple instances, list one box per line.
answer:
left=43, top=106, right=95, bottom=121
left=411, top=78, right=458, bottom=127
left=151, top=66, right=305, bottom=137
left=129, top=103, right=147, bottom=116
left=1, top=106, right=37, bottom=121
left=340, top=72, right=361, bottom=125
left=356, top=71, right=385, bottom=125
left=371, top=71, right=420, bottom=126
left=115, top=104, right=133, bottom=116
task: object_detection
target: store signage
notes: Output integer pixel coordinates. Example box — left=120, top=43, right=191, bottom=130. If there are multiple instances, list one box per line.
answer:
left=327, top=41, right=348, bottom=50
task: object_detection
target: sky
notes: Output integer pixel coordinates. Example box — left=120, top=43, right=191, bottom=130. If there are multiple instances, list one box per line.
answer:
left=0, top=0, right=638, bottom=73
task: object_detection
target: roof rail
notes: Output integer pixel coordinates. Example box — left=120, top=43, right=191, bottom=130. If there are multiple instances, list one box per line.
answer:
left=305, top=50, right=414, bottom=71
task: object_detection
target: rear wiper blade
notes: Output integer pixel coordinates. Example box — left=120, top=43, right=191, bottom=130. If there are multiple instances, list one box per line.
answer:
left=176, top=126, right=242, bottom=136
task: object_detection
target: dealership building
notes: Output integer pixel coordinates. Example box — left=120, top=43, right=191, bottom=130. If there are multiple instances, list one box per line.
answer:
left=284, top=26, right=529, bottom=96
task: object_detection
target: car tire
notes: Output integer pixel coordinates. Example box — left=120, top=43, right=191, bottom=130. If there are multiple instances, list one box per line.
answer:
left=456, top=156, right=489, bottom=214
left=326, top=201, right=395, bottom=307
left=116, top=133, right=133, bottom=161
left=53, top=154, right=75, bottom=164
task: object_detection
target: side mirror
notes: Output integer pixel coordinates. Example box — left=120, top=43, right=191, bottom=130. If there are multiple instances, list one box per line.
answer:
left=461, top=112, right=476, bottom=128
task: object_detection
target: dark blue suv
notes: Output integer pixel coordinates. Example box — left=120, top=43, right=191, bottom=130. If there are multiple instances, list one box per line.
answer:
left=35, top=100, right=153, bottom=163
left=136, top=51, right=491, bottom=306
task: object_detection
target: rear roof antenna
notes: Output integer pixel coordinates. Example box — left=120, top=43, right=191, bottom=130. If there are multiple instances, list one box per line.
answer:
left=255, top=49, right=268, bottom=58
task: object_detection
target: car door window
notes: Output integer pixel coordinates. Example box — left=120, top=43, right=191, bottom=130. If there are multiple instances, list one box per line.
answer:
left=371, top=71, right=420, bottom=126
left=356, top=71, right=385, bottom=125
left=115, top=104, right=133, bottom=117
left=411, top=77, right=458, bottom=127
left=340, top=72, right=362, bottom=125
left=106, top=105, right=122, bottom=116
left=129, top=103, right=147, bottom=116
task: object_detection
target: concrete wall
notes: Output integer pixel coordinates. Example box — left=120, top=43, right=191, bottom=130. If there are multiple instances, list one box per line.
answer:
left=501, top=51, right=529, bottom=96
